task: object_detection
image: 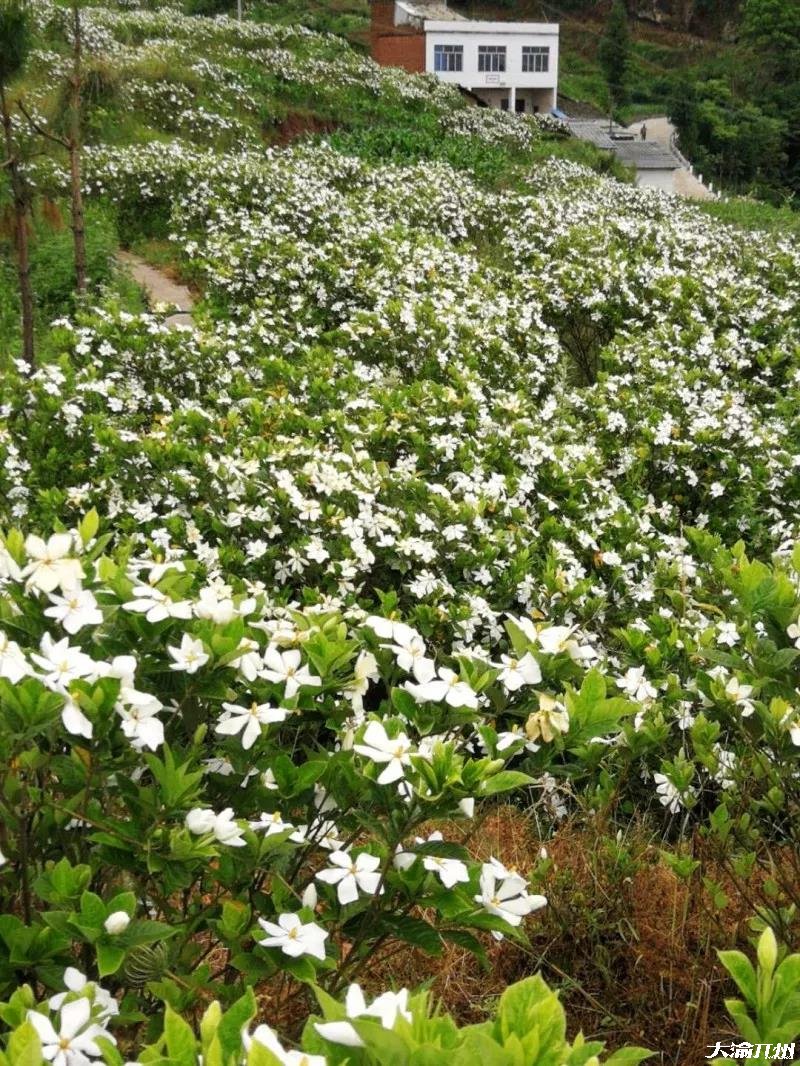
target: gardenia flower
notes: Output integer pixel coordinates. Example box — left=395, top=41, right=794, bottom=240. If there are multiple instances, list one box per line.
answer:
left=123, top=586, right=192, bottom=623
left=617, top=666, right=657, bottom=704
left=262, top=646, right=322, bottom=698
left=31, top=633, right=96, bottom=690
left=0, top=630, right=29, bottom=683
left=246, top=1023, right=326, bottom=1065
left=249, top=811, right=294, bottom=836
left=215, top=700, right=287, bottom=750
left=104, top=911, right=130, bottom=935
left=475, top=866, right=546, bottom=928
left=343, top=650, right=379, bottom=710
left=27, top=998, right=114, bottom=1066
left=495, top=652, right=541, bottom=692
left=257, top=913, right=328, bottom=960
left=354, top=720, right=414, bottom=784
left=49, top=968, right=118, bottom=1020
left=44, top=589, right=103, bottom=635
left=524, top=694, right=569, bottom=742
left=194, top=586, right=256, bottom=624
left=316, top=849, right=382, bottom=904
left=185, top=807, right=246, bottom=846
left=724, top=676, right=754, bottom=716
left=23, top=533, right=83, bottom=593
left=315, top=984, right=411, bottom=1047
left=117, top=690, right=164, bottom=751
left=654, top=772, right=683, bottom=813
left=167, top=634, right=209, bottom=674
left=404, top=666, right=478, bottom=709
left=536, top=625, right=592, bottom=661
left=394, top=832, right=469, bottom=888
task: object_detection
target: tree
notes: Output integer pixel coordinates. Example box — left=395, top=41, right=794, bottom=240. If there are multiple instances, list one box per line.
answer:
left=0, top=0, right=35, bottom=366
left=18, top=0, right=87, bottom=294
left=598, top=0, right=631, bottom=116
left=66, top=1, right=87, bottom=295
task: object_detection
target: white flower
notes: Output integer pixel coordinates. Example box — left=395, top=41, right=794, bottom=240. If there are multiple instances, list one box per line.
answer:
left=495, top=652, right=541, bottom=692
left=185, top=807, right=246, bottom=847
left=117, top=691, right=164, bottom=751
left=385, top=624, right=432, bottom=679
left=23, top=533, right=83, bottom=594
left=404, top=666, right=478, bottom=709
left=262, top=646, right=321, bottom=698
left=354, top=720, right=414, bottom=784
left=167, top=634, right=209, bottom=674
left=0, top=630, right=29, bottom=683
left=49, top=968, right=118, bottom=1020
left=524, top=693, right=569, bottom=742
left=344, top=651, right=379, bottom=710
left=395, top=832, right=469, bottom=888
left=27, top=998, right=114, bottom=1066
left=475, top=866, right=546, bottom=928
left=617, top=666, right=657, bottom=704
left=716, top=621, right=740, bottom=647
left=215, top=701, right=287, bottom=750
left=257, top=913, right=328, bottom=960
left=536, top=625, right=592, bottom=660
left=103, top=911, right=130, bottom=935
left=653, top=772, right=684, bottom=813
left=249, top=811, right=293, bottom=836
left=44, top=589, right=103, bottom=635
left=123, top=586, right=192, bottom=624
left=316, top=849, right=382, bottom=905
left=246, top=1024, right=326, bottom=1065
left=315, top=984, right=411, bottom=1047
left=194, top=587, right=255, bottom=624
left=31, top=633, right=96, bottom=689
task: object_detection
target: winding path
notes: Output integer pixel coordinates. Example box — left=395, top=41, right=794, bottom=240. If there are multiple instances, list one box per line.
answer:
left=117, top=250, right=195, bottom=329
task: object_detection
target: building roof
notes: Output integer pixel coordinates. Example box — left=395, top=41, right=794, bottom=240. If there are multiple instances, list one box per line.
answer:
left=396, top=1, right=466, bottom=21
left=567, top=120, right=680, bottom=169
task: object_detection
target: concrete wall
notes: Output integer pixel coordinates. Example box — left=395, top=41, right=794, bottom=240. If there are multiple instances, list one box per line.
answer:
left=424, top=22, right=559, bottom=102
left=471, top=86, right=555, bottom=112
left=635, top=168, right=677, bottom=193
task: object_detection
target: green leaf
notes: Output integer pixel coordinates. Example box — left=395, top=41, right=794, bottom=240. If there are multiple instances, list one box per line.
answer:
left=481, top=770, right=534, bottom=796
left=6, top=1020, right=44, bottom=1066
left=717, top=950, right=757, bottom=1006
left=217, top=989, right=257, bottom=1058
left=164, top=1006, right=200, bottom=1065
left=97, top=941, right=127, bottom=977
left=79, top=508, right=100, bottom=546
left=378, top=913, right=442, bottom=955
left=603, top=1049, right=654, bottom=1065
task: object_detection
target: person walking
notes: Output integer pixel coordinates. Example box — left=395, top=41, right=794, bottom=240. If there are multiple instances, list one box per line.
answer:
left=640, top=122, right=647, bottom=141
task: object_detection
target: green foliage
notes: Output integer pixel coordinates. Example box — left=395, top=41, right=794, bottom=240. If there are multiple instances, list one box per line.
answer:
left=0, top=0, right=31, bottom=84
left=598, top=0, right=631, bottom=113
left=719, top=926, right=800, bottom=1051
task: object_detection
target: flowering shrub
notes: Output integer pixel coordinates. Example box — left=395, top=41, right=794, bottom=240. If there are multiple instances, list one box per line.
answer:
left=3, top=0, right=800, bottom=1058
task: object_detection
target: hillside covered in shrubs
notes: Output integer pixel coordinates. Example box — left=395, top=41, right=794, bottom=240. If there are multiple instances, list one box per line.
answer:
left=1, top=2, right=800, bottom=1063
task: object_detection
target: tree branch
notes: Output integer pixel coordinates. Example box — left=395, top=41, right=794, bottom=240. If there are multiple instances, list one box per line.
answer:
left=17, top=98, right=70, bottom=149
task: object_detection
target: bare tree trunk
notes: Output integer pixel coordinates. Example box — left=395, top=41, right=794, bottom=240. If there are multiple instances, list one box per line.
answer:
left=1, top=83, right=35, bottom=367
left=69, top=2, right=86, bottom=295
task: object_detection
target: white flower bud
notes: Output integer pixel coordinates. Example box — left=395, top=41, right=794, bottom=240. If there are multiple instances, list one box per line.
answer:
left=302, top=883, right=318, bottom=910
left=104, top=911, right=130, bottom=935
left=458, top=797, right=475, bottom=818
left=186, top=807, right=216, bottom=834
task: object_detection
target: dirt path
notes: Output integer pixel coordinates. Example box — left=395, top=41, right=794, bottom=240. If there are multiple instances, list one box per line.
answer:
left=117, top=250, right=195, bottom=329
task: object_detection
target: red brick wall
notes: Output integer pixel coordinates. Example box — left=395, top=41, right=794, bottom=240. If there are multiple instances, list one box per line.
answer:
left=374, top=32, right=425, bottom=73
left=370, top=1, right=426, bottom=74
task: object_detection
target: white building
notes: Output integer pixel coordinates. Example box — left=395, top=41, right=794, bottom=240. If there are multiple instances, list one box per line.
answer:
left=371, top=1, right=559, bottom=114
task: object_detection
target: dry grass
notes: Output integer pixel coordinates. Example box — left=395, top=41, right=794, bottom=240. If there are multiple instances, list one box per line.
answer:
left=351, top=805, right=799, bottom=1062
